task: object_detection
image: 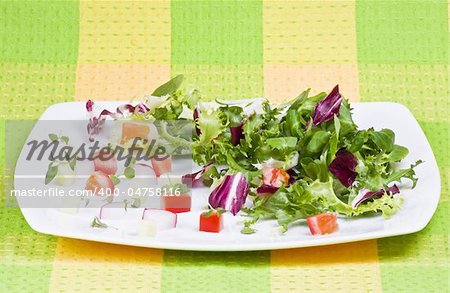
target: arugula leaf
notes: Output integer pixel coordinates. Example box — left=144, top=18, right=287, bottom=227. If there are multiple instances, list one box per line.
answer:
left=386, top=145, right=409, bottom=162
left=300, top=157, right=329, bottom=182
left=305, top=130, right=331, bottom=155
left=327, top=115, right=341, bottom=162
left=336, top=99, right=356, bottom=136
left=348, top=130, right=369, bottom=153
left=369, top=129, right=395, bottom=152
left=288, top=89, right=310, bottom=111
left=282, top=109, right=303, bottom=138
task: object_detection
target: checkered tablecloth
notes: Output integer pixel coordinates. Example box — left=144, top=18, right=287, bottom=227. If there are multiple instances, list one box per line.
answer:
left=1, top=1, right=448, bottom=292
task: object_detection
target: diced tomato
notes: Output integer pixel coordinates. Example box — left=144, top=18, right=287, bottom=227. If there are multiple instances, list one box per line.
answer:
left=93, top=150, right=117, bottom=175
left=162, top=193, right=191, bottom=213
left=121, top=122, right=150, bottom=144
left=263, top=167, right=289, bottom=188
left=85, top=171, right=115, bottom=195
left=306, top=213, right=339, bottom=235
left=199, top=211, right=223, bottom=233
left=151, top=156, right=172, bottom=177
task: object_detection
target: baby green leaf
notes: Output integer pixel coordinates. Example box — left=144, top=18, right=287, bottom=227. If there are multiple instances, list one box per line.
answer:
left=266, top=137, right=298, bottom=150
left=109, top=175, right=120, bottom=185
left=91, top=216, right=117, bottom=230
left=60, top=136, right=69, bottom=144
left=45, top=163, right=58, bottom=185
left=151, top=74, right=184, bottom=97
left=305, top=131, right=330, bottom=154
left=241, top=226, right=256, bottom=234
left=69, top=157, right=76, bottom=171
left=48, top=133, right=58, bottom=141
left=124, top=167, right=135, bottom=179
left=131, top=198, right=141, bottom=208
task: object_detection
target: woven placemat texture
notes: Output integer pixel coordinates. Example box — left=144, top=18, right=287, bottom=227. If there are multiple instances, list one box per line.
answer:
left=1, top=1, right=448, bottom=292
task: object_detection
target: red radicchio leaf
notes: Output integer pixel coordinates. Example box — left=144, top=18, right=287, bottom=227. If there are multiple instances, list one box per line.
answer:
left=182, top=169, right=205, bottom=188
left=256, top=184, right=279, bottom=196
left=312, top=85, right=343, bottom=126
left=193, top=107, right=201, bottom=136
left=352, top=184, right=400, bottom=208
left=287, top=168, right=299, bottom=184
left=208, top=173, right=249, bottom=216
left=328, top=149, right=358, bottom=188
left=230, top=175, right=250, bottom=215
left=86, top=100, right=149, bottom=142
left=230, top=122, right=244, bottom=146
left=181, top=164, right=212, bottom=188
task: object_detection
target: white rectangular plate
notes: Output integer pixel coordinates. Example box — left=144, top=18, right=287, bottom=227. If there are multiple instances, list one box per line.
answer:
left=14, top=101, right=440, bottom=251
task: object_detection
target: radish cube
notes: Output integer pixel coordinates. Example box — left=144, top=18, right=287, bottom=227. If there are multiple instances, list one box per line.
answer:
left=141, top=208, right=177, bottom=233
left=137, top=220, right=158, bottom=237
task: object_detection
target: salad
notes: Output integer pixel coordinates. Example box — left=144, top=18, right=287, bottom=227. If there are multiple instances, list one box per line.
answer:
left=84, top=75, right=421, bottom=235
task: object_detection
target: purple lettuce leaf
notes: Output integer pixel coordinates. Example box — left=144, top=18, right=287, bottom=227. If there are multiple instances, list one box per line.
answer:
left=230, top=122, right=244, bottom=146
left=312, top=85, right=343, bottom=126
left=328, top=149, right=358, bottom=187
left=209, top=173, right=249, bottom=215
left=352, top=184, right=400, bottom=208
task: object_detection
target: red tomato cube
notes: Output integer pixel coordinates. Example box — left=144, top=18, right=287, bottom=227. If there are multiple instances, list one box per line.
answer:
left=121, top=122, right=150, bottom=144
left=199, top=211, right=223, bottom=233
left=85, top=171, right=115, bottom=195
left=151, top=156, right=172, bottom=177
left=162, top=193, right=191, bottom=213
left=306, top=213, right=339, bottom=235
left=93, top=150, right=117, bottom=175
